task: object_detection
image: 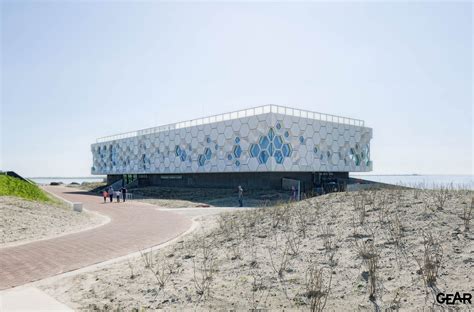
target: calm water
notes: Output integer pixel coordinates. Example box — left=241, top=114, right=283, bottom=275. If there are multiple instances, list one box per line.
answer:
left=29, top=177, right=106, bottom=185
left=351, top=175, right=474, bottom=190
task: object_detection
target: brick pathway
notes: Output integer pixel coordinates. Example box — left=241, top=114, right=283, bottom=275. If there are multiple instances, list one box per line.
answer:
left=0, top=186, right=192, bottom=290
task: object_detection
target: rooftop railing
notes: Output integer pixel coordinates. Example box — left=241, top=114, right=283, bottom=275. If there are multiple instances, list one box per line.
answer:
left=96, top=104, right=365, bottom=143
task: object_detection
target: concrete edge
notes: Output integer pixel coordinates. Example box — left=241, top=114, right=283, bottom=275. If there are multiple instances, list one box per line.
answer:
left=0, top=287, right=73, bottom=312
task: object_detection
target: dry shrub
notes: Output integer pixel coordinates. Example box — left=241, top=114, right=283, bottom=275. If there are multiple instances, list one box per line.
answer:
left=320, top=224, right=338, bottom=267
left=126, top=260, right=136, bottom=280
left=270, top=204, right=291, bottom=229
left=432, top=185, right=450, bottom=210
left=217, top=212, right=235, bottom=236
left=267, top=235, right=297, bottom=305
left=284, top=229, right=303, bottom=257
left=412, top=183, right=426, bottom=200
left=308, top=201, right=321, bottom=225
left=247, top=266, right=269, bottom=311
left=352, top=193, right=366, bottom=225
left=374, top=192, right=389, bottom=225
left=355, top=239, right=379, bottom=301
left=268, top=237, right=291, bottom=279
left=294, top=206, right=309, bottom=238
left=461, top=197, right=473, bottom=234
left=415, top=231, right=443, bottom=288
left=366, top=190, right=378, bottom=209
left=387, top=211, right=404, bottom=249
left=386, top=288, right=403, bottom=311
left=140, top=248, right=172, bottom=299
left=192, top=236, right=218, bottom=300
left=301, top=264, right=332, bottom=312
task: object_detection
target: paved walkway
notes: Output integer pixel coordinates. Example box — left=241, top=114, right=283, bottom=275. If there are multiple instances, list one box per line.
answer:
left=0, top=186, right=192, bottom=290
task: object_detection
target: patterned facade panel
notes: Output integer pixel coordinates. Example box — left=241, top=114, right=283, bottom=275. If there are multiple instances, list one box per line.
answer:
left=91, top=112, right=372, bottom=174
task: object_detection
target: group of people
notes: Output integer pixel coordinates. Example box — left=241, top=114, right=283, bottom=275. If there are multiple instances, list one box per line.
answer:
left=100, top=184, right=294, bottom=207
left=102, top=186, right=127, bottom=203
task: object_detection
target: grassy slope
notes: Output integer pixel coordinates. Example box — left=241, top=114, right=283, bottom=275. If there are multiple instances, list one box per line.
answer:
left=0, top=175, right=52, bottom=202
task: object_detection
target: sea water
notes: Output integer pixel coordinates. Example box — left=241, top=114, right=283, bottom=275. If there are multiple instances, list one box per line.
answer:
left=350, top=175, right=474, bottom=190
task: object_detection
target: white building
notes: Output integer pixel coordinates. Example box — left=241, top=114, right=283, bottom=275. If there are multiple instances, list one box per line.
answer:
left=91, top=105, right=372, bottom=190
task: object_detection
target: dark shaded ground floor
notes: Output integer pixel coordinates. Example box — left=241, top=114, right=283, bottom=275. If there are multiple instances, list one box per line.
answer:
left=107, top=171, right=349, bottom=194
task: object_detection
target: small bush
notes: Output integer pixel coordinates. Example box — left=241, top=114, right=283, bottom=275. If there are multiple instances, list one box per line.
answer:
left=355, top=239, right=379, bottom=300
left=416, top=231, right=443, bottom=287
left=302, top=264, right=332, bottom=312
left=461, top=198, right=473, bottom=234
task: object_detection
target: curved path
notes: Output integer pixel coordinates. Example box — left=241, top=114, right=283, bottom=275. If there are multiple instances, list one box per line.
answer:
left=0, top=186, right=192, bottom=290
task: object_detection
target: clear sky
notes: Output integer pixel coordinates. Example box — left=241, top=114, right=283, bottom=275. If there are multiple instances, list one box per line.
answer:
left=1, top=1, right=472, bottom=177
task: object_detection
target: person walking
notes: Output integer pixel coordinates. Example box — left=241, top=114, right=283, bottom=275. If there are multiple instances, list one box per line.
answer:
left=291, top=186, right=296, bottom=201
left=108, top=187, right=114, bottom=203
left=102, top=190, right=108, bottom=203
left=238, top=185, right=244, bottom=207
left=115, top=190, right=121, bottom=203
left=121, top=187, right=127, bottom=202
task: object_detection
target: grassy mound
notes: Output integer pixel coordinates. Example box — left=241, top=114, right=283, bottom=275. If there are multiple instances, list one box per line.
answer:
left=0, top=175, right=51, bottom=202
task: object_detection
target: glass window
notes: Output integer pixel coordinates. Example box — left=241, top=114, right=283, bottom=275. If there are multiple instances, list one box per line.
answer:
left=250, top=144, right=260, bottom=157
left=268, top=128, right=275, bottom=141
left=274, top=136, right=283, bottom=149
left=259, top=136, right=270, bottom=150
left=198, top=154, right=206, bottom=166
left=258, top=150, right=269, bottom=164
left=274, top=150, right=284, bottom=164
left=282, top=143, right=293, bottom=157
left=204, top=148, right=212, bottom=160
left=233, top=145, right=242, bottom=158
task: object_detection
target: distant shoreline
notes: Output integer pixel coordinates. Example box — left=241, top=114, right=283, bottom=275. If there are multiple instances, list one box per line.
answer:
left=351, top=174, right=473, bottom=176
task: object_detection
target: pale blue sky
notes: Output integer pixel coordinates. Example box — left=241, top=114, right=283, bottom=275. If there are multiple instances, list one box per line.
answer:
left=1, top=1, right=472, bottom=177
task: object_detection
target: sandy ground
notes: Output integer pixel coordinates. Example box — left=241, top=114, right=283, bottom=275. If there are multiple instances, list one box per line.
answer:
left=0, top=196, right=106, bottom=247
left=133, top=186, right=292, bottom=208
left=40, top=188, right=473, bottom=311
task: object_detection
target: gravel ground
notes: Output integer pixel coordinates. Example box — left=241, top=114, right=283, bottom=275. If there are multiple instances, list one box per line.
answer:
left=41, top=188, right=474, bottom=311
left=0, top=196, right=106, bottom=247
left=132, top=186, right=291, bottom=208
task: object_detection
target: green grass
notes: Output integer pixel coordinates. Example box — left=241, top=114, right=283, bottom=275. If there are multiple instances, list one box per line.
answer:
left=0, top=175, right=52, bottom=202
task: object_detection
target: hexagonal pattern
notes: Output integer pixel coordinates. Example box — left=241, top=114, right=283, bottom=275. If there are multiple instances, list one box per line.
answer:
left=259, top=136, right=270, bottom=150
left=204, top=147, right=212, bottom=160
left=282, top=143, right=293, bottom=157
left=274, top=136, right=283, bottom=149
left=258, top=150, right=269, bottom=164
left=233, top=145, right=242, bottom=158
left=250, top=144, right=260, bottom=157
left=274, top=150, right=284, bottom=164
left=198, top=154, right=206, bottom=166
left=91, top=110, right=372, bottom=174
